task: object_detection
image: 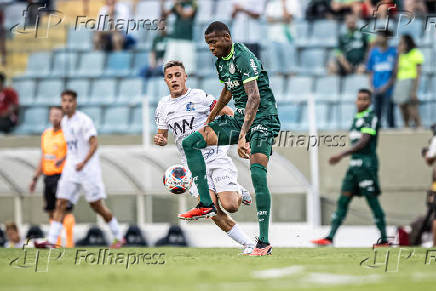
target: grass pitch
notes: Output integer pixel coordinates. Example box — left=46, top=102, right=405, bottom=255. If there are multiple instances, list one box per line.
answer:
left=1, top=247, right=436, bottom=291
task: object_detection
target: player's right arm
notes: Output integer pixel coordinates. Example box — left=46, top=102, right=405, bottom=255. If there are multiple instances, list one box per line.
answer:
left=154, top=101, right=169, bottom=146
left=154, top=129, right=168, bottom=146
left=206, top=86, right=232, bottom=124
left=29, top=154, right=43, bottom=193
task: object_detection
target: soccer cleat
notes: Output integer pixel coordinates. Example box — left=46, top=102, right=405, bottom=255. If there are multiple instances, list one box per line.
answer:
left=239, top=186, right=252, bottom=206
left=373, top=238, right=392, bottom=248
left=34, top=240, right=58, bottom=249
left=110, top=238, right=126, bottom=249
left=311, top=237, right=333, bottom=247
left=241, top=244, right=255, bottom=255
left=249, top=240, right=272, bottom=256
left=177, top=202, right=217, bottom=220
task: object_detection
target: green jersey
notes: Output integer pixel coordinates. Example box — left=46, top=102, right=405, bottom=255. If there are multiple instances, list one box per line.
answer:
left=349, top=109, right=379, bottom=162
left=337, top=29, right=368, bottom=66
left=215, top=43, right=278, bottom=120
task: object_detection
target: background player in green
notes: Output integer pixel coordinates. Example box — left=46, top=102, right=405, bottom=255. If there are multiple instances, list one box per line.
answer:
left=178, top=21, right=280, bottom=256
left=311, top=88, right=388, bottom=247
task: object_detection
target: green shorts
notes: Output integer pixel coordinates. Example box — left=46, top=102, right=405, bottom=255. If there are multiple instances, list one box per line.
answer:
left=341, top=160, right=381, bottom=197
left=208, top=114, right=281, bottom=158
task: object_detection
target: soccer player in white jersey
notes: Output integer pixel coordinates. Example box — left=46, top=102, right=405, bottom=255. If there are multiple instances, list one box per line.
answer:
left=35, top=89, right=124, bottom=248
left=154, top=60, right=255, bottom=254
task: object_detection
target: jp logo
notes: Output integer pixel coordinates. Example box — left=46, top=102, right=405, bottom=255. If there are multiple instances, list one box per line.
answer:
left=10, top=3, right=64, bottom=38
left=9, top=239, right=64, bottom=272
left=360, top=244, right=414, bottom=272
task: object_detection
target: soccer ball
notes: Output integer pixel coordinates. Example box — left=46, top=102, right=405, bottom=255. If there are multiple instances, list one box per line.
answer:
left=163, top=165, right=192, bottom=194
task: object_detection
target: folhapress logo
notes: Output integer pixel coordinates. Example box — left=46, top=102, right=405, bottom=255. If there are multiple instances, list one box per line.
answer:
left=9, top=239, right=65, bottom=272
left=10, top=3, right=64, bottom=38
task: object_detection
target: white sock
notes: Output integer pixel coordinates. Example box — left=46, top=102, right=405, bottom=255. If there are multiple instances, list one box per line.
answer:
left=108, top=217, right=123, bottom=241
left=48, top=221, right=63, bottom=244
left=227, top=224, right=254, bottom=248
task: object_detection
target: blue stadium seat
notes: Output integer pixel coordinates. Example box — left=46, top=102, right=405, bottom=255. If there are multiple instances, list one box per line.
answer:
left=34, top=79, right=64, bottom=105
left=339, top=103, right=355, bottom=129
left=294, top=21, right=309, bottom=47
left=269, top=75, right=285, bottom=96
left=15, top=107, right=48, bottom=134
left=278, top=104, right=300, bottom=130
left=421, top=48, right=434, bottom=73
left=23, top=52, right=51, bottom=77
left=132, top=52, right=149, bottom=76
left=285, top=76, right=314, bottom=102
left=398, top=18, right=423, bottom=39
left=418, top=74, right=429, bottom=100
left=297, top=48, right=326, bottom=75
left=88, top=78, right=117, bottom=105
left=314, top=76, right=340, bottom=101
left=265, top=42, right=297, bottom=74
left=80, top=106, right=102, bottom=129
left=104, top=52, right=132, bottom=77
left=66, top=28, right=92, bottom=50
left=76, top=51, right=105, bottom=77
left=101, top=106, right=130, bottom=134
left=51, top=52, right=78, bottom=77
left=135, top=1, right=160, bottom=19
left=146, top=77, right=169, bottom=103
left=65, top=79, right=90, bottom=103
left=201, top=77, right=222, bottom=98
left=215, top=0, right=233, bottom=21
left=118, top=78, right=145, bottom=105
left=342, top=75, right=369, bottom=101
left=186, top=76, right=199, bottom=89
left=13, top=79, right=35, bottom=106
left=394, top=106, right=404, bottom=128
left=127, top=106, right=143, bottom=134
left=196, top=50, right=216, bottom=77
left=419, top=26, right=435, bottom=47
left=310, top=20, right=338, bottom=47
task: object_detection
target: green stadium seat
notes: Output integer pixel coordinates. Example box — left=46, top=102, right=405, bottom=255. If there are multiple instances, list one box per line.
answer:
left=51, top=52, right=78, bottom=77
left=101, top=106, right=130, bottom=134
left=117, top=78, right=145, bottom=105
left=104, top=52, right=132, bottom=77
left=88, top=78, right=117, bottom=105
left=76, top=51, right=105, bottom=77
left=34, top=79, right=64, bottom=105
left=13, top=79, right=35, bottom=106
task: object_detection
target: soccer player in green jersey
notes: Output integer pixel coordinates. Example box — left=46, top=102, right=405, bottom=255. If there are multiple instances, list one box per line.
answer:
left=178, top=21, right=280, bottom=256
left=312, top=88, right=389, bottom=247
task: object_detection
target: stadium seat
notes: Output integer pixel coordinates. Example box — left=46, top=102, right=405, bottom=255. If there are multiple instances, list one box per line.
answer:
left=76, top=51, right=105, bottom=77
left=314, top=76, right=340, bottom=101
left=418, top=74, right=429, bottom=101
left=127, top=106, right=143, bottom=134
left=297, top=48, right=326, bottom=75
left=80, top=106, right=102, bottom=129
left=293, top=20, right=309, bottom=47
left=104, top=52, right=132, bottom=77
left=65, top=79, right=90, bottom=103
left=13, top=79, right=35, bottom=106
left=196, top=50, right=216, bottom=77
left=23, top=52, right=51, bottom=77
left=342, top=75, right=369, bottom=101
left=15, top=107, right=49, bottom=134
left=132, top=52, right=149, bottom=76
left=4, top=2, right=27, bottom=29
left=118, top=78, right=145, bottom=105
left=339, top=103, right=355, bottom=129
left=146, top=77, right=169, bottom=103
left=201, top=77, right=222, bottom=98
left=269, top=75, right=286, bottom=96
left=278, top=104, right=300, bottom=130
left=34, top=79, right=64, bottom=105
left=285, top=76, right=314, bottom=102
left=66, top=28, right=92, bottom=50
left=186, top=76, right=199, bottom=89
left=421, top=48, right=434, bottom=73
left=310, top=20, right=338, bottom=47
left=265, top=42, right=297, bottom=74
left=214, top=0, right=233, bottom=21
left=135, top=1, right=160, bottom=19
left=88, top=78, right=117, bottom=105
left=101, top=106, right=130, bottom=134
left=51, top=52, right=78, bottom=77
left=397, top=18, right=423, bottom=39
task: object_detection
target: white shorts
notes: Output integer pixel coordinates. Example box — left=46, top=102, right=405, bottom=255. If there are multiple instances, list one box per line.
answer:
left=56, top=168, right=106, bottom=204
left=189, top=166, right=238, bottom=197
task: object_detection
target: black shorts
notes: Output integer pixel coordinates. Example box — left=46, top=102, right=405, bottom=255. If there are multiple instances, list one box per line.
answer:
left=43, top=174, right=73, bottom=212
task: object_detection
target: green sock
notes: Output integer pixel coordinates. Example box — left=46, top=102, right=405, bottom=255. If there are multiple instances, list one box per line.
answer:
left=365, top=194, right=387, bottom=242
left=251, top=163, right=271, bottom=244
left=182, top=132, right=212, bottom=206
left=327, top=195, right=352, bottom=240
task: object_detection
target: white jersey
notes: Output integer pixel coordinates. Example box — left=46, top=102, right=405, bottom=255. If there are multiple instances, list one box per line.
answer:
left=155, top=88, right=233, bottom=168
left=61, top=111, right=100, bottom=176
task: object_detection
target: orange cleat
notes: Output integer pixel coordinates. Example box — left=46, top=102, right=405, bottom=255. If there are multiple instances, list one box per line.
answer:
left=311, top=237, right=333, bottom=247
left=110, top=238, right=126, bottom=249
left=178, top=202, right=216, bottom=220
left=249, top=240, right=272, bottom=256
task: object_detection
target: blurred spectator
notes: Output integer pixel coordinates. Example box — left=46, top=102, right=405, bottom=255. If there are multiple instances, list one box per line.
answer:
left=0, top=5, right=6, bottom=66
left=366, top=30, right=397, bottom=128
left=427, top=0, right=436, bottom=13
left=266, top=0, right=301, bottom=73
left=0, top=227, right=5, bottom=247
left=393, top=34, right=423, bottom=128
left=306, top=0, right=333, bottom=20
left=403, top=0, right=427, bottom=16
left=330, top=0, right=362, bottom=19
left=161, top=0, right=197, bottom=75
left=5, top=222, right=24, bottom=248
left=0, top=73, right=19, bottom=134
left=139, top=30, right=168, bottom=79
left=93, top=0, right=135, bottom=51
left=328, top=14, right=369, bottom=76
left=231, top=0, right=266, bottom=59
left=155, top=225, right=188, bottom=247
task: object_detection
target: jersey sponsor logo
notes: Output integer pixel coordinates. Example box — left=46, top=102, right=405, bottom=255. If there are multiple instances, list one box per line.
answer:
left=67, top=140, right=78, bottom=151
left=186, top=101, right=195, bottom=112
left=169, top=117, right=195, bottom=135
left=203, top=148, right=215, bottom=160
left=359, top=179, right=374, bottom=188
left=349, top=130, right=362, bottom=140
left=251, top=124, right=268, bottom=134
left=349, top=159, right=363, bottom=167
left=225, top=78, right=240, bottom=90
left=250, top=59, right=258, bottom=75
left=214, top=175, right=230, bottom=183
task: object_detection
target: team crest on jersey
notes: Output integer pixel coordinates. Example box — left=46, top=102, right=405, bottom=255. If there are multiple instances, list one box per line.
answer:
left=186, top=102, right=195, bottom=111
left=229, top=61, right=235, bottom=74
left=355, top=118, right=364, bottom=128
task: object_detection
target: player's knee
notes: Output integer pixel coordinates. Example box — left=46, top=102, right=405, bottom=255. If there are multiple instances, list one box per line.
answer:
left=221, top=201, right=238, bottom=213
left=56, top=199, right=68, bottom=211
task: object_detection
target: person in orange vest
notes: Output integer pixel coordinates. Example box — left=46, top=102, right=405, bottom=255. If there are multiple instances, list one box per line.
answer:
left=29, top=106, right=75, bottom=248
